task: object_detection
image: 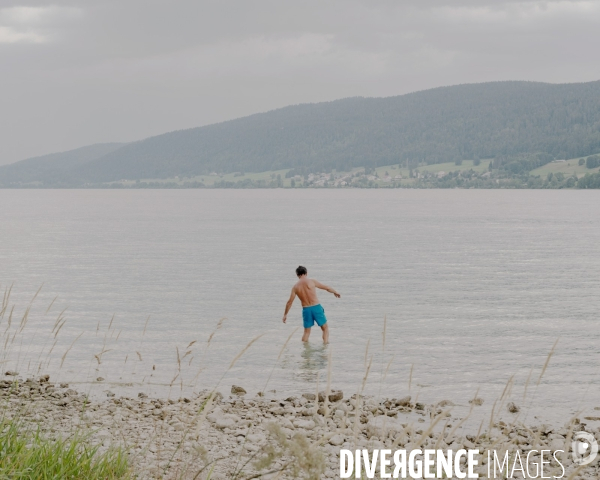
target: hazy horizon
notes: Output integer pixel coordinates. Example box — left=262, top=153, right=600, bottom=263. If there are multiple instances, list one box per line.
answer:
left=2, top=1, right=600, bottom=165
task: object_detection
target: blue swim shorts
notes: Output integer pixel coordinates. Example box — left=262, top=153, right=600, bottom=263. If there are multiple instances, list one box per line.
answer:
left=302, top=304, right=327, bottom=329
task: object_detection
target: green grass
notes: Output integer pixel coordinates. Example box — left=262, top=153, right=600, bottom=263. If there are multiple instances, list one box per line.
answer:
left=379, top=155, right=600, bottom=180
left=0, top=418, right=130, bottom=479
left=374, top=159, right=491, bottom=179
left=530, top=159, right=600, bottom=177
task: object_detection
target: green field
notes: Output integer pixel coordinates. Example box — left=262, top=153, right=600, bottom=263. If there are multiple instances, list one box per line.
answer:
left=530, top=158, right=600, bottom=177
left=373, top=159, right=490, bottom=179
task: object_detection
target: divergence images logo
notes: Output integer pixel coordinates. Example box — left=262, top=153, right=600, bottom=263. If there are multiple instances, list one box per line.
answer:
left=572, top=432, right=598, bottom=466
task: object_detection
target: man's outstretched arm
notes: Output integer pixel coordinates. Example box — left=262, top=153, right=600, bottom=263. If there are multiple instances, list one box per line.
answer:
left=314, top=280, right=341, bottom=298
left=283, top=288, right=296, bottom=323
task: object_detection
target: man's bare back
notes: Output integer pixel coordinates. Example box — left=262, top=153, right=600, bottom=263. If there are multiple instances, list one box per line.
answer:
left=282, top=266, right=340, bottom=343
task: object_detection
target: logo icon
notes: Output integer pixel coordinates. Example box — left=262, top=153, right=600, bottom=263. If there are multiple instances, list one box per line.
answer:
left=572, top=432, right=598, bottom=466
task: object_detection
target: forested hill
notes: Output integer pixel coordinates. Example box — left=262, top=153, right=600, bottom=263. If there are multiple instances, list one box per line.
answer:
left=2, top=80, right=600, bottom=186
left=0, top=143, right=125, bottom=186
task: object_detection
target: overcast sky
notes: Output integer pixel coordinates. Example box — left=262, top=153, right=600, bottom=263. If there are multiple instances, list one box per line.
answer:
left=1, top=0, right=600, bottom=164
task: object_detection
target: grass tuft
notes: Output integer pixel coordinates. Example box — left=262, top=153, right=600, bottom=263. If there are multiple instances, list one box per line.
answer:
left=0, top=417, right=130, bottom=479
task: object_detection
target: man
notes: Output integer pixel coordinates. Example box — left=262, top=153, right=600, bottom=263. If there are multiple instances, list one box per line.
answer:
left=282, top=266, right=340, bottom=343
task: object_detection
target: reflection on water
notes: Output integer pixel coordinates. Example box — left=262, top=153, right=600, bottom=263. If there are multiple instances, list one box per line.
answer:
left=280, top=342, right=329, bottom=385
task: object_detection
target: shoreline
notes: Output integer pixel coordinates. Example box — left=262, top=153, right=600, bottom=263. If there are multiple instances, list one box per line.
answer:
left=2, top=375, right=598, bottom=479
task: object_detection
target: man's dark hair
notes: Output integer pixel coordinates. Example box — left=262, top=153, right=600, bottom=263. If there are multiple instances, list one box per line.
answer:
left=296, top=265, right=307, bottom=276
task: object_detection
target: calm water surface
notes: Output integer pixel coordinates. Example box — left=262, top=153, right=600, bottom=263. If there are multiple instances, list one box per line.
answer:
left=1, top=190, right=599, bottom=423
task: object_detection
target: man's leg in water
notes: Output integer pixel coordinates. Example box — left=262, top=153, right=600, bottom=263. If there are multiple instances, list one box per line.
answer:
left=302, top=328, right=311, bottom=342
left=320, top=324, right=329, bottom=344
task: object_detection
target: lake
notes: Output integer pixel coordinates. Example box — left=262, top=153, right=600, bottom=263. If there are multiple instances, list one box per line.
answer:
left=1, top=189, right=599, bottom=424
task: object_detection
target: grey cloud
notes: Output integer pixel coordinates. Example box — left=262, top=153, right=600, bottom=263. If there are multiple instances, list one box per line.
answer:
left=1, top=0, right=599, bottom=164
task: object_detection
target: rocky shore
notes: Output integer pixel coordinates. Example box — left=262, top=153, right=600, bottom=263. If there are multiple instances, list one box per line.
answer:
left=1, top=374, right=598, bottom=479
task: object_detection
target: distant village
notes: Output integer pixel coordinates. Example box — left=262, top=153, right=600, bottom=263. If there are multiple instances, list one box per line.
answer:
left=121, top=157, right=600, bottom=189
left=284, top=166, right=495, bottom=188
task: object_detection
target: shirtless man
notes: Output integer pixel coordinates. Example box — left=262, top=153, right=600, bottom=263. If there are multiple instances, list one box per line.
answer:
left=282, top=266, right=340, bottom=343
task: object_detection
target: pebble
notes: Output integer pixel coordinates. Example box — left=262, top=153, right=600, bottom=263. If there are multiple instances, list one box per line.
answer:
left=231, top=385, right=247, bottom=395
left=1, top=377, right=596, bottom=479
left=293, top=419, right=316, bottom=430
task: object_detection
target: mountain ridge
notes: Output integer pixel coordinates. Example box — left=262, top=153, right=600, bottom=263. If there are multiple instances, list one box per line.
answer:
left=0, top=143, right=126, bottom=186
left=2, top=80, right=600, bottom=187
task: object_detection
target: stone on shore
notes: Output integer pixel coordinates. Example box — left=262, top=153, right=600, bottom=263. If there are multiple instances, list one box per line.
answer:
left=328, top=390, right=343, bottom=402
left=231, top=385, right=246, bottom=395
left=0, top=374, right=596, bottom=479
left=366, top=416, right=405, bottom=439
